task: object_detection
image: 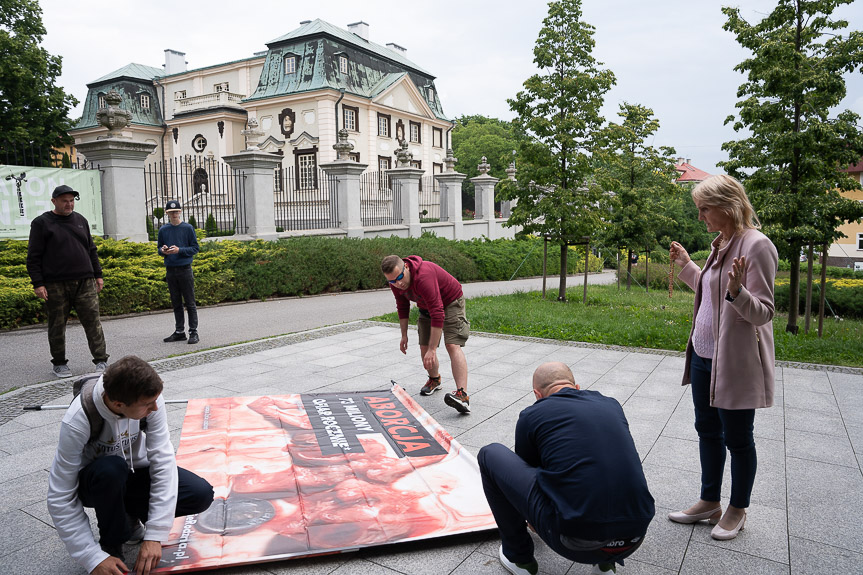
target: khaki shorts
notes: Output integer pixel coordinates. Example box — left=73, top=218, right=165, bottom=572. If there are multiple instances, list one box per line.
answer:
left=417, top=296, right=470, bottom=347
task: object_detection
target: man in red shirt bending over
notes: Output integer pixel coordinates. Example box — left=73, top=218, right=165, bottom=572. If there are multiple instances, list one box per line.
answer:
left=382, top=255, right=471, bottom=413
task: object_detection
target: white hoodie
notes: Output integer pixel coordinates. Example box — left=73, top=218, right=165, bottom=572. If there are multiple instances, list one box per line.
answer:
left=47, top=377, right=178, bottom=573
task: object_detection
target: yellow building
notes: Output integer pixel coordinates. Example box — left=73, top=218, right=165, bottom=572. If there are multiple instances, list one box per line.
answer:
left=828, top=160, right=863, bottom=270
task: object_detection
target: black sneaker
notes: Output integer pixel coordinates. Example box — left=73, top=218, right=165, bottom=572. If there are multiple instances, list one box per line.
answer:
left=444, top=389, right=471, bottom=414
left=187, top=331, right=199, bottom=345
left=100, top=542, right=125, bottom=563
left=164, top=331, right=186, bottom=342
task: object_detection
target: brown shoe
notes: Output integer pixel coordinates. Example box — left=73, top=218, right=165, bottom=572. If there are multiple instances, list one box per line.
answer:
left=420, top=376, right=442, bottom=396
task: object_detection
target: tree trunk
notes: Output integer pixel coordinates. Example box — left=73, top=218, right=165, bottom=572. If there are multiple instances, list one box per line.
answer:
left=558, top=244, right=568, bottom=301
left=645, top=250, right=650, bottom=293
left=582, top=240, right=589, bottom=304
left=804, top=242, right=814, bottom=334
left=818, top=243, right=827, bottom=338
left=786, top=244, right=801, bottom=334
left=626, top=249, right=633, bottom=291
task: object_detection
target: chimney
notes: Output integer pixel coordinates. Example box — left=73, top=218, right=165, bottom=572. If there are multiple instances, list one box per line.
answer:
left=676, top=157, right=685, bottom=165
left=164, top=49, right=187, bottom=75
left=347, top=21, right=369, bottom=41
left=386, top=42, right=407, bottom=53
left=686, top=158, right=691, bottom=165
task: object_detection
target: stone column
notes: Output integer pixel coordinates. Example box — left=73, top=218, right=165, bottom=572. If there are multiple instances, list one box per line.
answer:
left=75, top=139, right=157, bottom=243
left=501, top=161, right=517, bottom=218
left=435, top=171, right=466, bottom=239
left=222, top=150, right=282, bottom=240
left=388, top=167, right=424, bottom=237
left=320, top=160, right=368, bottom=238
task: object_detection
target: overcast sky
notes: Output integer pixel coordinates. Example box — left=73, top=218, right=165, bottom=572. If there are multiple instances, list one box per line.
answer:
left=38, top=0, right=863, bottom=174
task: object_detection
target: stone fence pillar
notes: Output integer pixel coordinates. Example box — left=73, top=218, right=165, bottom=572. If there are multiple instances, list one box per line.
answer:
left=75, top=139, right=157, bottom=243
left=320, top=160, right=368, bottom=238
left=435, top=171, right=466, bottom=239
left=222, top=150, right=282, bottom=240
left=388, top=167, right=424, bottom=237
left=471, top=172, right=500, bottom=239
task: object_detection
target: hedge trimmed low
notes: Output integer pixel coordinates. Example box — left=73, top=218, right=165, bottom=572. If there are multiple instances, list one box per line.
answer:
left=0, top=235, right=602, bottom=330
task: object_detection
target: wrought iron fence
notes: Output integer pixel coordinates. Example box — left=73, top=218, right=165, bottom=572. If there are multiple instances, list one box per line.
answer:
left=418, top=175, right=440, bottom=221
left=274, top=167, right=339, bottom=231
left=143, top=155, right=246, bottom=239
left=360, top=171, right=402, bottom=226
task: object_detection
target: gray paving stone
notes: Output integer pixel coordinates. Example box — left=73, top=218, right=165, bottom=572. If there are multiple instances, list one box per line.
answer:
left=0, top=508, right=56, bottom=557
left=0, top=534, right=84, bottom=575
left=622, top=396, right=677, bottom=424
left=784, top=406, right=847, bottom=437
left=785, top=429, right=858, bottom=468
left=627, top=507, right=690, bottom=572
left=680, top=541, right=789, bottom=575
left=786, top=456, right=863, bottom=553
left=588, top=382, right=638, bottom=404
left=846, top=423, right=863, bottom=456
left=783, top=388, right=840, bottom=415
left=0, top=469, right=49, bottom=513
left=789, top=536, right=863, bottom=575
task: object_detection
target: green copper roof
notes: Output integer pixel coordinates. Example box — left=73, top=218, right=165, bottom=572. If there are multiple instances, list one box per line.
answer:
left=248, top=21, right=447, bottom=120
left=88, top=63, right=164, bottom=86
left=73, top=79, right=163, bottom=130
left=268, top=19, right=431, bottom=76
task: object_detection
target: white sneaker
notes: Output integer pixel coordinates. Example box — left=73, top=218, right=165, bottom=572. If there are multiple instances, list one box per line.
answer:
left=52, top=364, right=73, bottom=378
left=94, top=361, right=108, bottom=373
left=498, top=545, right=538, bottom=575
left=126, top=515, right=145, bottom=543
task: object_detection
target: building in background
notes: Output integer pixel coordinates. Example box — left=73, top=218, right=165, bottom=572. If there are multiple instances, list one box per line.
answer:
left=673, top=158, right=711, bottom=185
left=829, top=159, right=863, bottom=269
left=70, top=19, right=451, bottom=183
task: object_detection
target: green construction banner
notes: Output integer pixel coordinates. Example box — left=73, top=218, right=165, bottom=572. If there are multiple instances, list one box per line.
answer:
left=0, top=166, right=103, bottom=240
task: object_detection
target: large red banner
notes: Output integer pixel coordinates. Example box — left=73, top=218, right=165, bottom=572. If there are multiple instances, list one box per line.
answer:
left=154, top=384, right=496, bottom=572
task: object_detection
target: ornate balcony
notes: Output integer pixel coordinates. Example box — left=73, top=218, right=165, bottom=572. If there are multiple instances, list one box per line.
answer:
left=175, top=91, right=245, bottom=113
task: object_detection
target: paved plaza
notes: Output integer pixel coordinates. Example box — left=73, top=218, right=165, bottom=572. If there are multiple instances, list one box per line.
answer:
left=1, top=321, right=862, bottom=575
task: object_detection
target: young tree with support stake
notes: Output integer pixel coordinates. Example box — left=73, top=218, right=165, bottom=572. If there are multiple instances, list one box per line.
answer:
left=720, top=0, right=863, bottom=334
left=594, top=103, right=678, bottom=290
left=502, top=0, right=615, bottom=302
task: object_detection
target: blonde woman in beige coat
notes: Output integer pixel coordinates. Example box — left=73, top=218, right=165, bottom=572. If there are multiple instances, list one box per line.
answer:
left=667, top=175, right=778, bottom=541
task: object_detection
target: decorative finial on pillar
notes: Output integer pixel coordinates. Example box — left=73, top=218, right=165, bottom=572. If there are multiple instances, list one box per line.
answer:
left=241, top=117, right=264, bottom=150
left=333, top=128, right=354, bottom=160
left=96, top=90, right=132, bottom=138
left=444, top=148, right=457, bottom=172
left=506, top=161, right=517, bottom=182
left=394, top=138, right=413, bottom=167
left=478, top=156, right=491, bottom=175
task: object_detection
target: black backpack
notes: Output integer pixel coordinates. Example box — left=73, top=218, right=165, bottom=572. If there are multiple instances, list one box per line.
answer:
left=72, top=374, right=147, bottom=444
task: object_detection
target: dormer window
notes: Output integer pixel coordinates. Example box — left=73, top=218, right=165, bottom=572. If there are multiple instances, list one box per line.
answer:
left=214, top=82, right=229, bottom=93
left=339, top=55, right=348, bottom=74
left=140, top=94, right=150, bottom=110
left=284, top=55, right=296, bottom=74
left=428, top=87, right=435, bottom=102
left=98, top=94, right=106, bottom=109
left=174, top=90, right=186, bottom=100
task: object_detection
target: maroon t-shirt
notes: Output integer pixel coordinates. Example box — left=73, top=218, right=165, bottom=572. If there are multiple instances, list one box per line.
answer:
left=390, top=255, right=463, bottom=328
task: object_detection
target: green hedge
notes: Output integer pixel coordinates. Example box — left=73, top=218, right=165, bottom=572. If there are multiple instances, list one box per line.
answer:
left=0, top=235, right=601, bottom=330
left=775, top=277, right=863, bottom=319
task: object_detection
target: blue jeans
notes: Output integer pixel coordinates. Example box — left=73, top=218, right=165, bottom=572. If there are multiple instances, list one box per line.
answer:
left=166, top=266, right=197, bottom=332
left=690, top=352, right=757, bottom=508
left=77, top=456, right=214, bottom=546
left=478, top=443, right=645, bottom=566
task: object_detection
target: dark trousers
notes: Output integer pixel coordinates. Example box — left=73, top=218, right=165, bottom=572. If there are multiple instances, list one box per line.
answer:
left=690, top=352, right=757, bottom=508
left=45, top=278, right=107, bottom=366
left=166, top=266, right=197, bottom=333
left=77, top=456, right=214, bottom=546
left=478, top=443, right=645, bottom=567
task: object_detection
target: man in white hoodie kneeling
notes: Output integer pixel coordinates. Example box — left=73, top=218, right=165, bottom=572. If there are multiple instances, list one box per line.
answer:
left=47, top=355, right=214, bottom=575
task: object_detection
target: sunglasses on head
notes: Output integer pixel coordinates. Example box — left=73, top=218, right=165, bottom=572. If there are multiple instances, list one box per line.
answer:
left=388, top=268, right=406, bottom=284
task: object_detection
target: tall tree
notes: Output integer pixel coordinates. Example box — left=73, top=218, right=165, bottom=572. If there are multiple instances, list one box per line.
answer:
left=0, top=0, right=77, bottom=152
left=594, top=103, right=679, bottom=288
left=502, top=0, right=615, bottom=301
left=721, top=0, right=863, bottom=334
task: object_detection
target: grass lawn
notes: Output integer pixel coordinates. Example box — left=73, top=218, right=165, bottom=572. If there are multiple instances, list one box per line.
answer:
left=372, top=284, right=863, bottom=368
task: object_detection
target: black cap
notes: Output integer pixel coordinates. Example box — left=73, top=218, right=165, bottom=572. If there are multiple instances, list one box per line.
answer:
left=52, top=185, right=80, bottom=199
left=165, top=200, right=182, bottom=211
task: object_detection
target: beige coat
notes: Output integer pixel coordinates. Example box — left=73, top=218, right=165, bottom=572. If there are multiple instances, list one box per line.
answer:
left=679, top=228, right=778, bottom=409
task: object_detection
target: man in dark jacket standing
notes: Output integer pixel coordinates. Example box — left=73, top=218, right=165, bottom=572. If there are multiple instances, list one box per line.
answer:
left=27, top=185, right=109, bottom=379
left=381, top=254, right=471, bottom=413
left=158, top=200, right=200, bottom=345
left=479, top=362, right=655, bottom=575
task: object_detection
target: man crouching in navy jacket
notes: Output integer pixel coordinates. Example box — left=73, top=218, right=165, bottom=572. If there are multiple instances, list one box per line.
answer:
left=479, top=362, right=655, bottom=575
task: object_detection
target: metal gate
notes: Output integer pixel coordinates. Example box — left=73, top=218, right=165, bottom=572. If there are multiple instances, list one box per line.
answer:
left=274, top=167, right=338, bottom=231
left=144, top=155, right=245, bottom=238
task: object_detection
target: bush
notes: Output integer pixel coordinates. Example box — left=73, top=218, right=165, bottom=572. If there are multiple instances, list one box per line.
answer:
left=205, top=213, right=218, bottom=236
left=188, top=215, right=198, bottom=229
left=0, top=236, right=613, bottom=329
left=775, top=277, right=863, bottom=319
